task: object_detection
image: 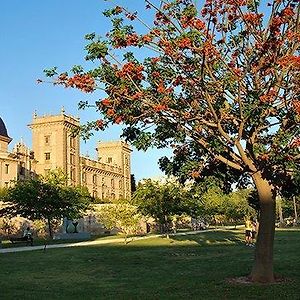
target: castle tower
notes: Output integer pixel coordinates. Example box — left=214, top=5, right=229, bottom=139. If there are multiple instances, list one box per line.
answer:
left=96, top=141, right=132, bottom=199
left=29, top=110, right=80, bottom=185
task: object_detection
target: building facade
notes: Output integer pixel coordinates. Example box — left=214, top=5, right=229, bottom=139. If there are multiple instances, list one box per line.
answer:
left=0, top=111, right=131, bottom=200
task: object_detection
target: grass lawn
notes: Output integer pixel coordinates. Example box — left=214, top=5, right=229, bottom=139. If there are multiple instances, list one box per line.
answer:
left=0, top=229, right=299, bottom=299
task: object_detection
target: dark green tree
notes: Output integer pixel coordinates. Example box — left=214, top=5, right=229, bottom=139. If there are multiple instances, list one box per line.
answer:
left=0, top=178, right=91, bottom=238
left=133, top=179, right=186, bottom=233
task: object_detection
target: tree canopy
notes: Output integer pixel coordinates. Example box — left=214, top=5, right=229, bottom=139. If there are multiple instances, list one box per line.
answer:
left=0, top=174, right=92, bottom=237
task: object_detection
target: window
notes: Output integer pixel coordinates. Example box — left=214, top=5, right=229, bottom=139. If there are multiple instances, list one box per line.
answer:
left=93, top=174, right=97, bottom=184
left=111, top=178, right=115, bottom=188
left=70, top=169, right=75, bottom=180
left=5, top=164, right=9, bottom=174
left=82, top=172, right=86, bottom=183
left=45, top=135, right=50, bottom=145
left=70, top=137, right=75, bottom=148
left=93, top=191, right=98, bottom=198
left=107, top=157, right=113, bottom=163
left=70, top=154, right=75, bottom=165
left=19, top=163, right=25, bottom=176
left=4, top=182, right=9, bottom=188
left=45, top=152, right=51, bottom=161
left=119, top=180, right=123, bottom=189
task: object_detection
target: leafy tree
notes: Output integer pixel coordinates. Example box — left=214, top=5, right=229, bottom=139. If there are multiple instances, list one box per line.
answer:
left=133, top=179, right=187, bottom=233
left=0, top=178, right=92, bottom=238
left=226, top=189, right=256, bottom=227
left=93, top=202, right=142, bottom=243
left=44, top=0, right=300, bottom=282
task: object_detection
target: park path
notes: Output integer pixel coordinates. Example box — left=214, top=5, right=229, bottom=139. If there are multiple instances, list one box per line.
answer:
left=0, top=230, right=214, bottom=254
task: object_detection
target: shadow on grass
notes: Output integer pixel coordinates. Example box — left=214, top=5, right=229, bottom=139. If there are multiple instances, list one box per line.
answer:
left=1, top=230, right=299, bottom=299
left=168, top=230, right=244, bottom=248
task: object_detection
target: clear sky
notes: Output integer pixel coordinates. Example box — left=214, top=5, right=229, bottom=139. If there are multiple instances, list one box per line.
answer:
left=0, top=0, right=172, bottom=181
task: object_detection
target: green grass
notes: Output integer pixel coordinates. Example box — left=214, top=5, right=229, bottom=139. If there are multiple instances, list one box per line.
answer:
left=0, top=233, right=135, bottom=248
left=0, top=229, right=299, bottom=299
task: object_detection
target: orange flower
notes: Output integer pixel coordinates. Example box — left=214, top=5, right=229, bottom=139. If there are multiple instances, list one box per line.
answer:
left=126, top=34, right=139, bottom=46
left=157, top=82, right=165, bottom=93
left=106, top=109, right=115, bottom=117
left=64, top=74, right=95, bottom=93
left=114, top=116, right=123, bottom=124
left=102, top=98, right=111, bottom=106
left=96, top=119, right=105, bottom=129
left=178, top=37, right=192, bottom=49
left=191, top=170, right=200, bottom=178
left=153, top=104, right=167, bottom=112
left=243, top=13, right=263, bottom=26
left=142, top=34, right=153, bottom=43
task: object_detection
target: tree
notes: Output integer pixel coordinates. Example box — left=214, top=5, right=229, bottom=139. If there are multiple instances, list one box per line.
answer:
left=133, top=179, right=187, bottom=233
left=0, top=178, right=92, bottom=238
left=93, top=202, right=142, bottom=243
left=43, top=0, right=300, bottom=282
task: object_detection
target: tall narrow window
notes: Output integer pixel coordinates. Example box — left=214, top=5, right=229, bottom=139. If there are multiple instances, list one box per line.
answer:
left=93, top=174, right=97, bottom=184
left=70, top=153, right=75, bottom=165
left=5, top=164, right=9, bottom=174
left=45, top=152, right=51, bottom=161
left=82, top=172, right=86, bottom=183
left=107, top=157, right=113, bottom=163
left=111, top=178, right=115, bottom=188
left=45, top=135, right=50, bottom=145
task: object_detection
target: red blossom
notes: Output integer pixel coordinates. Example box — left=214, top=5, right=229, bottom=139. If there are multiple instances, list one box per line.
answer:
left=292, top=100, right=300, bottom=115
left=153, top=104, right=167, bottom=112
left=281, top=7, right=294, bottom=19
left=243, top=13, right=263, bottom=26
left=96, top=119, right=105, bottom=129
left=157, top=82, right=165, bottom=93
left=278, top=56, right=300, bottom=70
left=291, top=138, right=300, bottom=148
left=114, top=116, right=123, bottom=124
left=131, top=92, right=143, bottom=100
left=259, top=89, right=277, bottom=103
left=142, top=34, right=153, bottom=43
left=151, top=57, right=160, bottom=64
left=116, top=62, right=144, bottom=81
left=178, top=37, right=192, bottom=49
left=126, top=33, right=139, bottom=46
left=106, top=108, right=115, bottom=117
left=102, top=98, right=111, bottom=106
left=59, top=74, right=95, bottom=93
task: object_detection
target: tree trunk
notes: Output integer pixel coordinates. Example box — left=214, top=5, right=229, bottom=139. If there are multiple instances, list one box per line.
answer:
left=250, top=172, right=276, bottom=283
left=293, top=196, right=298, bottom=223
left=47, top=218, right=53, bottom=239
left=276, top=195, right=284, bottom=227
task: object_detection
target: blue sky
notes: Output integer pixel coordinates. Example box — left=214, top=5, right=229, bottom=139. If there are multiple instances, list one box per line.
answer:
left=0, top=0, right=172, bottom=181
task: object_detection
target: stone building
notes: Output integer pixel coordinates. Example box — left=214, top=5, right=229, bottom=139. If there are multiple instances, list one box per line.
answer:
left=0, top=118, right=36, bottom=188
left=0, top=110, right=131, bottom=200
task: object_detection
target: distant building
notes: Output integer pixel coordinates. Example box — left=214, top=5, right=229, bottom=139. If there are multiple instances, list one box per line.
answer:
left=0, top=110, right=131, bottom=200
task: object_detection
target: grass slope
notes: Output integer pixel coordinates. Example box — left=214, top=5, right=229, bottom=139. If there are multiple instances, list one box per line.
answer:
left=0, top=229, right=299, bottom=300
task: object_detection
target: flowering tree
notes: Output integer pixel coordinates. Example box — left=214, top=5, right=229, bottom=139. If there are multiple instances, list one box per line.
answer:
left=43, top=0, right=300, bottom=282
